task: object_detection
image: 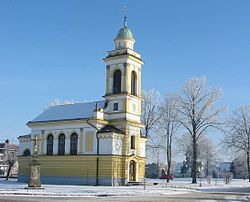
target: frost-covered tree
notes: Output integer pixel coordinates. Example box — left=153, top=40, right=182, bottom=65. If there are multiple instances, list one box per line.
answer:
left=176, top=134, right=218, bottom=177
left=197, top=136, right=218, bottom=177
left=224, top=105, right=250, bottom=182
left=177, top=77, right=224, bottom=183
left=141, top=90, right=161, bottom=139
left=158, top=93, right=180, bottom=182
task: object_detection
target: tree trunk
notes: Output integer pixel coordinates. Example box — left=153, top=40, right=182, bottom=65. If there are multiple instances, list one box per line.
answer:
left=247, top=150, right=250, bottom=182
left=206, top=159, right=209, bottom=177
left=166, top=160, right=171, bottom=183
left=192, top=136, right=197, bottom=184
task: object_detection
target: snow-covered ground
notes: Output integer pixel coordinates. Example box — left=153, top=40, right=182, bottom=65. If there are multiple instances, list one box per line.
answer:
left=147, top=177, right=250, bottom=189
left=0, top=178, right=249, bottom=197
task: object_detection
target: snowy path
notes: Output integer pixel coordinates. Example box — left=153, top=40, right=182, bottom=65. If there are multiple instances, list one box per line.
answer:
left=0, top=179, right=194, bottom=197
left=0, top=178, right=249, bottom=197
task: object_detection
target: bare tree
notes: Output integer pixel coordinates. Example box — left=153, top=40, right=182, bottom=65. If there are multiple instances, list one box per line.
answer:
left=197, top=136, right=218, bottom=177
left=177, top=77, right=224, bottom=183
left=141, top=90, right=161, bottom=145
left=224, top=105, right=250, bottom=182
left=158, top=94, right=180, bottom=183
left=141, top=90, right=162, bottom=179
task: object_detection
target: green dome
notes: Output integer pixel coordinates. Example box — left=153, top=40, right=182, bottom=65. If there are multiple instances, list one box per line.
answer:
left=115, top=26, right=134, bottom=40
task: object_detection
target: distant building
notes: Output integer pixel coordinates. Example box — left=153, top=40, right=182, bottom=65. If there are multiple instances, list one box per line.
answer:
left=0, top=140, right=18, bottom=177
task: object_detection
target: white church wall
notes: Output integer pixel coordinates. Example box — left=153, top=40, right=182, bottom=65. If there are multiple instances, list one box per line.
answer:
left=127, top=126, right=139, bottom=156
left=99, top=138, right=113, bottom=154
left=30, top=122, right=90, bottom=132
left=112, top=138, right=123, bottom=155
left=28, top=123, right=99, bottom=156
left=126, top=113, right=140, bottom=122
left=18, top=138, right=32, bottom=156
left=83, top=129, right=97, bottom=154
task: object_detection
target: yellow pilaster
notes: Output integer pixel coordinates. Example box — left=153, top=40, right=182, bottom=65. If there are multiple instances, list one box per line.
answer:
left=126, top=64, right=130, bottom=94
left=79, top=128, right=83, bottom=153
left=41, top=132, right=44, bottom=155
left=106, top=65, right=110, bottom=94
left=123, top=63, right=128, bottom=93
left=138, top=68, right=141, bottom=97
left=85, top=131, right=94, bottom=152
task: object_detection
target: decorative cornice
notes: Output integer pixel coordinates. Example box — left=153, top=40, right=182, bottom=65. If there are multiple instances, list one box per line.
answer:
left=98, top=132, right=124, bottom=139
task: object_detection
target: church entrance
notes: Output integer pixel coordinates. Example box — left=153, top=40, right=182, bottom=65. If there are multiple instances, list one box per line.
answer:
left=129, top=160, right=136, bottom=182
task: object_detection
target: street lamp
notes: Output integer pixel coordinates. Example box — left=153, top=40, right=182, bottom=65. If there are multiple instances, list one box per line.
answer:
left=198, top=164, right=203, bottom=187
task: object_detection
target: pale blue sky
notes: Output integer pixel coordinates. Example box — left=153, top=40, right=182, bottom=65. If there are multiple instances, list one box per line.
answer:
left=0, top=0, right=249, bottom=142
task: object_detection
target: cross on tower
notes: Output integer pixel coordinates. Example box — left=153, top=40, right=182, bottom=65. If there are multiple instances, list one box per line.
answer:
left=123, top=4, right=128, bottom=17
left=123, top=4, right=128, bottom=27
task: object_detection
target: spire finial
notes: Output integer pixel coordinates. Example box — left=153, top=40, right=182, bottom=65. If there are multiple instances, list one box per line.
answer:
left=123, top=4, right=128, bottom=27
left=124, top=16, right=127, bottom=27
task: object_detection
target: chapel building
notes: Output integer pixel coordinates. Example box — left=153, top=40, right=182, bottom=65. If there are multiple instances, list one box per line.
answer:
left=18, top=17, right=147, bottom=186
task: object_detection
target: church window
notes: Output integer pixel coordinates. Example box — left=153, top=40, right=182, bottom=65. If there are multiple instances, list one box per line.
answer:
left=23, top=149, right=30, bottom=156
left=113, top=70, right=121, bottom=94
left=70, top=133, right=78, bottom=155
left=131, top=71, right=137, bottom=96
left=113, top=103, right=119, bottom=111
left=58, top=134, right=65, bottom=155
left=47, top=134, right=53, bottom=155
left=131, top=136, right=135, bottom=149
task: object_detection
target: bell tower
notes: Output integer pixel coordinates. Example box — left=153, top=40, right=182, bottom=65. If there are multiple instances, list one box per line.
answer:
left=103, top=17, right=144, bottom=124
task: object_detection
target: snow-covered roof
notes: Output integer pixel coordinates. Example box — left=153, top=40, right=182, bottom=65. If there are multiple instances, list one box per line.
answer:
left=28, top=100, right=106, bottom=124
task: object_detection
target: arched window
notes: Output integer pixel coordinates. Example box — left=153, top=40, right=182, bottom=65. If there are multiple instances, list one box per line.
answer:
left=113, top=70, right=121, bottom=94
left=70, top=133, right=78, bottom=155
left=58, top=134, right=65, bottom=155
left=23, top=149, right=30, bottom=156
left=47, top=134, right=53, bottom=155
left=131, top=71, right=137, bottom=96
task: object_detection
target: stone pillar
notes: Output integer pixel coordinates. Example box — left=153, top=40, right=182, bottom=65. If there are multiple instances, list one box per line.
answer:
left=65, top=138, right=70, bottom=154
left=27, top=136, right=43, bottom=189
left=106, top=65, right=110, bottom=95
left=41, top=131, right=45, bottom=155
left=53, top=139, right=58, bottom=155
left=28, top=157, right=41, bottom=188
left=79, top=128, right=83, bottom=154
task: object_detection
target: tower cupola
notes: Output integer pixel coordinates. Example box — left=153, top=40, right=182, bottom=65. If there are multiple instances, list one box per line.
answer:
left=114, top=17, right=135, bottom=50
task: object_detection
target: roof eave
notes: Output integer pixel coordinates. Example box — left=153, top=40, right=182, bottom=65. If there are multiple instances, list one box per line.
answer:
left=27, top=117, right=92, bottom=125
